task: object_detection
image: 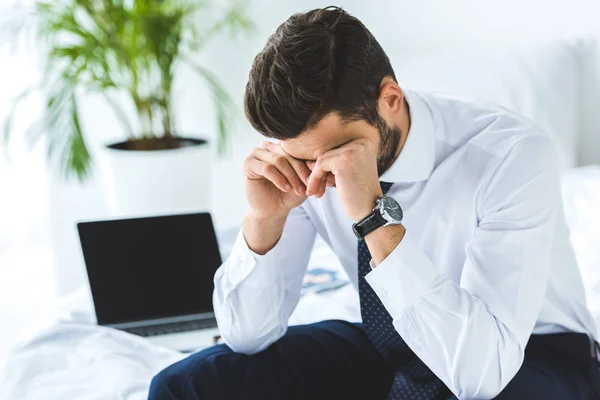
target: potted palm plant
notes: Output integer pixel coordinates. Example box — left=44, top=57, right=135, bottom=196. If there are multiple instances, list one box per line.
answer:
left=2, top=0, right=252, bottom=216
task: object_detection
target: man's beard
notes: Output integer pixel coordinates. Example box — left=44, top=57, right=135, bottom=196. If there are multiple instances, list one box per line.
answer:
left=375, top=114, right=402, bottom=177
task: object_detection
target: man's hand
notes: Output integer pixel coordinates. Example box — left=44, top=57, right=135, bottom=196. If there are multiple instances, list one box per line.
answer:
left=242, top=141, right=311, bottom=254
left=307, top=138, right=406, bottom=267
left=307, top=138, right=382, bottom=221
left=243, top=141, right=311, bottom=219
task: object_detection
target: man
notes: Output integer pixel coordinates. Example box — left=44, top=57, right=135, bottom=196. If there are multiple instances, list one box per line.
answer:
left=149, top=7, right=600, bottom=400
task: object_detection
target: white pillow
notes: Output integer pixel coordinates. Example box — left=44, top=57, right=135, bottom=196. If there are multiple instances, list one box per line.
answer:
left=561, top=166, right=600, bottom=327
left=393, top=38, right=598, bottom=171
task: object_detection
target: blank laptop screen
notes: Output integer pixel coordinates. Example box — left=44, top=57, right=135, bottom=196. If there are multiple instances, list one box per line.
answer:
left=78, top=213, right=222, bottom=326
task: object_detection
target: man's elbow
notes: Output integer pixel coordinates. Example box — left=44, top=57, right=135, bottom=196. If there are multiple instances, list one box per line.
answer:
left=456, top=378, right=512, bottom=400
left=453, top=342, right=525, bottom=399
left=213, top=287, right=285, bottom=355
left=220, top=324, right=287, bottom=355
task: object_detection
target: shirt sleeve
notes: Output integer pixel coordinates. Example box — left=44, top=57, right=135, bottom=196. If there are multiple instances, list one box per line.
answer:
left=213, top=204, right=316, bottom=354
left=365, top=135, right=560, bottom=399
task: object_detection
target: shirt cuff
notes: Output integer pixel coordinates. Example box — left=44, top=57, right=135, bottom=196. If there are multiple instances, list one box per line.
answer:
left=217, top=230, right=285, bottom=289
left=365, top=229, right=440, bottom=317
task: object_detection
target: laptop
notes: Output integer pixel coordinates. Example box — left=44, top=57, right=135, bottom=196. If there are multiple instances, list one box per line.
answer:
left=77, top=212, right=221, bottom=352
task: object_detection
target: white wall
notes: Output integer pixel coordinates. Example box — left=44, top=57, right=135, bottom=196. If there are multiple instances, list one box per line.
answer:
left=50, top=0, right=600, bottom=296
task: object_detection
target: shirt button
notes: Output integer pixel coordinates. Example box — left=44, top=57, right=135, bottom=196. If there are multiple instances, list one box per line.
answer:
left=380, top=289, right=389, bottom=300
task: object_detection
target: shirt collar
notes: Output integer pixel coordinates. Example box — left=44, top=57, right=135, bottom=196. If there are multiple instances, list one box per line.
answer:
left=380, top=90, right=436, bottom=183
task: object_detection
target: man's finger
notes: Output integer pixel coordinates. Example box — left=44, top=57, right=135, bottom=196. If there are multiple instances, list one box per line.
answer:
left=282, top=155, right=310, bottom=187
left=306, top=160, right=335, bottom=188
left=306, top=160, right=327, bottom=196
left=309, top=173, right=335, bottom=197
left=253, top=148, right=305, bottom=195
left=308, top=153, right=343, bottom=196
left=316, top=175, right=328, bottom=198
left=261, top=141, right=311, bottom=186
left=314, top=139, right=361, bottom=161
left=326, top=173, right=336, bottom=187
left=245, top=157, right=292, bottom=192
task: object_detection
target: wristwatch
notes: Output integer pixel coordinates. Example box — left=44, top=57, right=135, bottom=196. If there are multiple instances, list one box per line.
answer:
left=352, top=195, right=403, bottom=239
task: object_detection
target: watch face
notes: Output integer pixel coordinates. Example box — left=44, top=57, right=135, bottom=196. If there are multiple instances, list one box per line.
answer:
left=381, top=196, right=403, bottom=223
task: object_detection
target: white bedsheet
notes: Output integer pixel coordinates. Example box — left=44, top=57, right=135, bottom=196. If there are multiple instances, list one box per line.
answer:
left=1, top=166, right=599, bottom=400
left=561, top=166, right=600, bottom=331
left=0, top=247, right=358, bottom=400
left=0, top=320, right=184, bottom=400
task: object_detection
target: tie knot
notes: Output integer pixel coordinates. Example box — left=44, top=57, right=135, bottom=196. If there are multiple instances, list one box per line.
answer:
left=380, top=181, right=393, bottom=195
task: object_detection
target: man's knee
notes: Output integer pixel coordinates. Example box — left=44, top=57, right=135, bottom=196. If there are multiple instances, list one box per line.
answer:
left=148, top=344, right=234, bottom=400
left=494, top=360, right=581, bottom=400
left=149, top=364, right=180, bottom=400
left=149, top=357, right=208, bottom=400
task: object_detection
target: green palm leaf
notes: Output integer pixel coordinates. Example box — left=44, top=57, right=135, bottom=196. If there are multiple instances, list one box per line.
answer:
left=185, top=60, right=235, bottom=155
left=2, top=87, right=38, bottom=152
left=1, top=0, right=253, bottom=182
left=41, top=78, right=92, bottom=179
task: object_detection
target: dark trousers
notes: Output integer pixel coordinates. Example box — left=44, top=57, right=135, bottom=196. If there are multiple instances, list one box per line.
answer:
left=148, top=320, right=600, bottom=400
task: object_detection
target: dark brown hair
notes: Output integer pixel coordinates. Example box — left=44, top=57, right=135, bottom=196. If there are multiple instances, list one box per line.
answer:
left=244, top=6, right=396, bottom=139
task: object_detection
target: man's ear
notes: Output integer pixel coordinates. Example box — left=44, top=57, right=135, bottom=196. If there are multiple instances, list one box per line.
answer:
left=378, top=77, right=404, bottom=118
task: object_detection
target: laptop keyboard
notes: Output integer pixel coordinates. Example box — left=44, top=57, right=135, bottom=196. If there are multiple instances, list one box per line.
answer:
left=123, top=319, right=218, bottom=337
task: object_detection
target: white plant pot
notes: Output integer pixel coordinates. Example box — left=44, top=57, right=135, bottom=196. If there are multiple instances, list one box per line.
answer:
left=99, top=138, right=211, bottom=218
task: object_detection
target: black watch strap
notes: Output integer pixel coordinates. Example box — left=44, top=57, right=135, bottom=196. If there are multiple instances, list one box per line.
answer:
left=352, top=209, right=387, bottom=239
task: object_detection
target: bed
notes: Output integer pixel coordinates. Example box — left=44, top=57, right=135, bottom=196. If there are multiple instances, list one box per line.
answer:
left=2, top=38, right=600, bottom=400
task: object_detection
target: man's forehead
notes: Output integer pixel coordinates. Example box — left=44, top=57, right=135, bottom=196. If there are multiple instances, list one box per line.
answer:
left=280, top=113, right=349, bottom=160
left=280, top=137, right=323, bottom=161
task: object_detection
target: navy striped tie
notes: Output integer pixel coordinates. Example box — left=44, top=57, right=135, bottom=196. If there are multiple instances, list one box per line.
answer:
left=358, top=181, right=454, bottom=399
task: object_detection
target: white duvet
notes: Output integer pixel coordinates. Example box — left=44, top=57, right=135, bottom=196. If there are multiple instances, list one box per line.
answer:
left=0, top=320, right=184, bottom=400
left=1, top=167, right=599, bottom=400
left=0, top=245, right=358, bottom=400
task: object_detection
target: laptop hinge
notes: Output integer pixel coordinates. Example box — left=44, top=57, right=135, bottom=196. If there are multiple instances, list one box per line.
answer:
left=104, top=312, right=215, bottom=330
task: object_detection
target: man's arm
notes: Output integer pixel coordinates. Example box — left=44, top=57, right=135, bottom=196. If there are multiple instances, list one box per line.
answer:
left=309, top=135, right=560, bottom=398
left=213, top=205, right=316, bottom=354
left=213, top=141, right=318, bottom=355
left=364, top=135, right=559, bottom=398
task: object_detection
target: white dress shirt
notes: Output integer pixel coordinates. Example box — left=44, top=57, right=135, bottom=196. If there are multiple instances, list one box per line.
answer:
left=213, top=91, right=597, bottom=399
